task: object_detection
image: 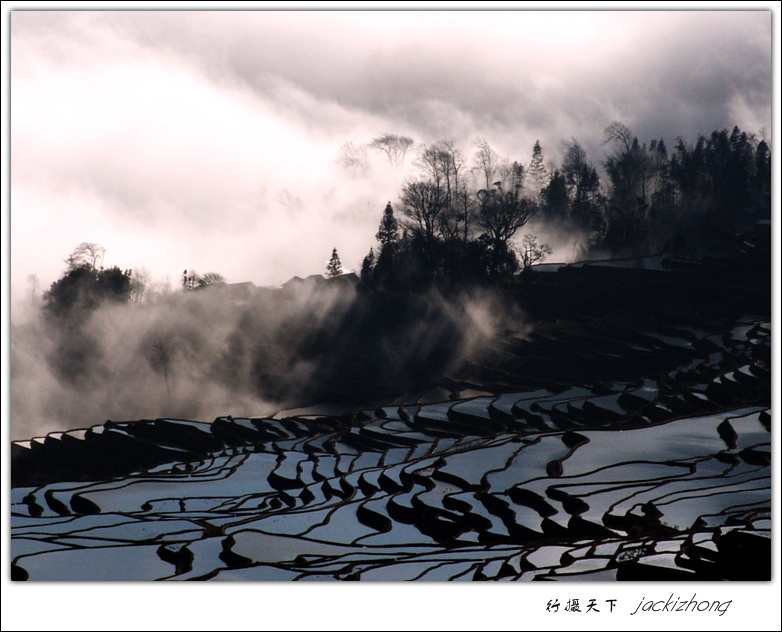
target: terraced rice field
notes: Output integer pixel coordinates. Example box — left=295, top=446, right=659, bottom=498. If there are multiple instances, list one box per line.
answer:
left=11, top=302, right=770, bottom=581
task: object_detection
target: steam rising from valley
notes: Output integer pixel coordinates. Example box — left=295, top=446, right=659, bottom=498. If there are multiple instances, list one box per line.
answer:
left=9, top=11, right=771, bottom=441
left=11, top=277, right=519, bottom=440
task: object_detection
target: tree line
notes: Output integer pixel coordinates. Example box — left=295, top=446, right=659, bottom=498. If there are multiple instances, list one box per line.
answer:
left=355, top=136, right=550, bottom=290
left=40, top=242, right=229, bottom=319
left=39, top=122, right=771, bottom=314
left=353, top=123, right=770, bottom=290
left=545, top=122, right=772, bottom=257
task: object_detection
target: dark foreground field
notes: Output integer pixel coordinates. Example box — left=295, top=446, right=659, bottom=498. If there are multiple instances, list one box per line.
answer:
left=11, top=242, right=771, bottom=581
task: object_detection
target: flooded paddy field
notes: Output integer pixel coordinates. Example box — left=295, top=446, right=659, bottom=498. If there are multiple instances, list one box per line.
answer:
left=11, top=253, right=771, bottom=581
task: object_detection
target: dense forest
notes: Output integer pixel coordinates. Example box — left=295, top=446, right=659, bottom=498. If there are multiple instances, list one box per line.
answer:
left=355, top=122, right=770, bottom=290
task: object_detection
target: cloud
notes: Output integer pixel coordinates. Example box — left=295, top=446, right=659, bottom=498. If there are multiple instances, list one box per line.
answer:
left=10, top=10, right=772, bottom=294
left=10, top=276, right=515, bottom=440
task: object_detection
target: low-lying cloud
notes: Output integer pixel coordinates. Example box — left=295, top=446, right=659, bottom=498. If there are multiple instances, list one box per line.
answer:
left=10, top=279, right=520, bottom=440
left=8, top=10, right=772, bottom=439
left=10, top=11, right=771, bottom=295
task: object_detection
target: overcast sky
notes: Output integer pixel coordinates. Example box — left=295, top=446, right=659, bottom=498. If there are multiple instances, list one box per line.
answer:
left=9, top=9, right=773, bottom=297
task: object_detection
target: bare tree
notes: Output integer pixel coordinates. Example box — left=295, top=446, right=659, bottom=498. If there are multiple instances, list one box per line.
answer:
left=477, top=183, right=538, bottom=247
left=519, top=233, right=553, bottom=271
left=412, top=141, right=472, bottom=241
left=415, top=143, right=447, bottom=190
left=603, top=121, right=652, bottom=203
left=400, top=178, right=447, bottom=241
left=275, top=188, right=304, bottom=215
left=337, top=142, right=370, bottom=177
left=496, top=159, right=525, bottom=192
left=370, top=134, right=414, bottom=166
left=66, top=242, right=106, bottom=271
left=129, top=267, right=151, bottom=304
left=603, top=121, right=634, bottom=154
left=472, top=137, right=500, bottom=191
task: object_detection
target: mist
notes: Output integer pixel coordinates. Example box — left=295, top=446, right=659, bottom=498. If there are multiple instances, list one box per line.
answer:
left=10, top=11, right=772, bottom=293
left=10, top=274, right=522, bottom=440
left=8, top=9, right=773, bottom=440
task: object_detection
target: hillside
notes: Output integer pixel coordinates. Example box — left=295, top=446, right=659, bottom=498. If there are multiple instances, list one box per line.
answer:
left=11, top=235, right=771, bottom=581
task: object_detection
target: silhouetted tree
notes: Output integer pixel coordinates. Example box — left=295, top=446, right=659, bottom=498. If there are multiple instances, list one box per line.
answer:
left=754, top=139, right=771, bottom=216
left=97, top=266, right=133, bottom=300
left=400, top=178, right=446, bottom=241
left=477, top=183, right=537, bottom=246
left=360, top=247, right=375, bottom=283
left=370, top=134, right=414, bottom=166
left=571, top=164, right=604, bottom=232
left=541, top=170, right=570, bottom=223
left=648, top=138, right=677, bottom=238
left=561, top=138, right=589, bottom=193
left=44, top=265, right=132, bottom=318
left=603, top=121, right=634, bottom=153
left=473, top=137, right=500, bottom=190
left=603, top=124, right=650, bottom=207
left=434, top=142, right=469, bottom=241
left=376, top=202, right=400, bottom=246
left=519, top=234, right=553, bottom=271
left=326, top=248, right=343, bottom=278
left=66, top=242, right=105, bottom=271
left=476, top=182, right=537, bottom=277
left=528, top=140, right=548, bottom=201
left=402, top=141, right=474, bottom=244
left=602, top=122, right=652, bottom=254
left=500, top=160, right=525, bottom=192
left=44, top=266, right=96, bottom=317
left=556, top=138, right=604, bottom=232
left=372, top=202, right=402, bottom=287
